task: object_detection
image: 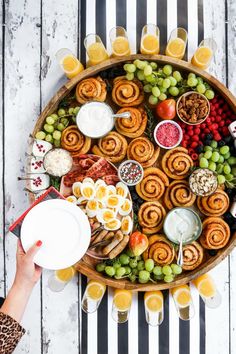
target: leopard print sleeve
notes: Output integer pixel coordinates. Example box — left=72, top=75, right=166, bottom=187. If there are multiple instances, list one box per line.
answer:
left=0, top=312, right=25, bottom=354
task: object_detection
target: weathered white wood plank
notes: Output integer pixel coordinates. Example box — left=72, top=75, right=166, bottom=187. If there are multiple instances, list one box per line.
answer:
left=3, top=0, right=42, bottom=352
left=40, top=1, right=79, bottom=353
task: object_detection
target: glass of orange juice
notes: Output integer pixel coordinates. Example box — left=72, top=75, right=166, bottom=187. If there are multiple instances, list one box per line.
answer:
left=191, top=38, right=217, bottom=70
left=84, top=34, right=109, bottom=66
left=55, top=48, right=84, bottom=79
left=193, top=273, right=221, bottom=308
left=109, top=26, right=131, bottom=57
left=144, top=291, right=164, bottom=326
left=112, top=289, right=132, bottom=323
left=171, top=284, right=195, bottom=320
left=165, top=27, right=188, bottom=59
left=140, top=24, right=160, bottom=55
left=48, top=266, right=76, bottom=292
left=81, top=279, right=106, bottom=313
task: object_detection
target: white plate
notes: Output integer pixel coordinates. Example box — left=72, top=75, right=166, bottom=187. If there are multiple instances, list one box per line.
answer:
left=21, top=199, right=91, bottom=270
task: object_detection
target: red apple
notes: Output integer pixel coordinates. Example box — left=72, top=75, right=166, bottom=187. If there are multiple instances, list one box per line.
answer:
left=129, top=231, right=149, bottom=256
left=156, top=99, right=176, bottom=120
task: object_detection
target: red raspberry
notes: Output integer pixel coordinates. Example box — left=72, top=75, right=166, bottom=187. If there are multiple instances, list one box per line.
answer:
left=218, top=108, right=223, bottom=115
left=201, top=123, right=206, bottom=129
left=212, top=123, right=219, bottom=130
left=188, top=131, right=194, bottom=136
left=192, top=135, right=199, bottom=142
left=191, top=153, right=199, bottom=161
left=191, top=142, right=198, bottom=148
left=215, top=115, right=221, bottom=122
left=204, top=128, right=210, bottom=134
left=194, top=128, right=201, bottom=135
left=226, top=119, right=231, bottom=125
left=214, top=133, right=221, bottom=141
left=188, top=148, right=195, bottom=155
left=211, top=117, right=215, bottom=122
left=211, top=111, right=216, bottom=117
left=219, top=121, right=225, bottom=127
left=182, top=141, right=188, bottom=148
left=222, top=127, right=229, bottom=136
left=184, top=134, right=190, bottom=140
left=206, top=117, right=211, bottom=124
left=201, top=133, right=205, bottom=139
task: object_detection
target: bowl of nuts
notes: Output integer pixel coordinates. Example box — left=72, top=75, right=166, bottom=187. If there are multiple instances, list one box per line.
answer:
left=176, top=91, right=210, bottom=125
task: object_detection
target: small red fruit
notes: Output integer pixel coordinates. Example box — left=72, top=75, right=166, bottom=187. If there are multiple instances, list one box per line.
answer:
left=156, top=99, right=176, bottom=120
left=129, top=231, right=149, bottom=256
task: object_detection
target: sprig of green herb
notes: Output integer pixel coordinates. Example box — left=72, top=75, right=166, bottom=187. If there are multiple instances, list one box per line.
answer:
left=144, top=104, right=156, bottom=143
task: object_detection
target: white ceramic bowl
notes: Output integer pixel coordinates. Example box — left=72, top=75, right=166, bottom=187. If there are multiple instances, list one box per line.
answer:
left=153, top=120, right=183, bottom=149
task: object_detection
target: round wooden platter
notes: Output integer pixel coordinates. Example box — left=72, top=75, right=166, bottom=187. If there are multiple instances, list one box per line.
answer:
left=31, top=54, right=236, bottom=291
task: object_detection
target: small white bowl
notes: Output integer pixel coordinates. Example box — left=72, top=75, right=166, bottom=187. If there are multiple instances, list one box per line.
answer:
left=153, top=120, right=183, bottom=149
left=118, top=160, right=144, bottom=186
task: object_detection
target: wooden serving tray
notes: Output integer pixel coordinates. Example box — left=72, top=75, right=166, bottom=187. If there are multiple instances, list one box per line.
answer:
left=31, top=54, right=236, bottom=291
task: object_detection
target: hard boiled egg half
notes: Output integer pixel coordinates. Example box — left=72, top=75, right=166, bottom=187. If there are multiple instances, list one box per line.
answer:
left=121, top=216, right=133, bottom=235
left=118, top=198, right=132, bottom=216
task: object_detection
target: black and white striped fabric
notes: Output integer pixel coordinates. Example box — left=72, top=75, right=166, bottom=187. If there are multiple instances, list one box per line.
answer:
left=78, top=1, right=206, bottom=353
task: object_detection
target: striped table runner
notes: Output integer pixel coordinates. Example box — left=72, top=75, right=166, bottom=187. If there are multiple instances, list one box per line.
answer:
left=78, top=1, right=206, bottom=354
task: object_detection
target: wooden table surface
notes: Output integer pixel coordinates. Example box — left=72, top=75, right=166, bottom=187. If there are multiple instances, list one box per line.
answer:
left=0, top=1, right=236, bottom=353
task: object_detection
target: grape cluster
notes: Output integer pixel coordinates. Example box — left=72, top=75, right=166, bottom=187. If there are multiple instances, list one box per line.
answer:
left=199, top=139, right=236, bottom=185
left=123, top=60, right=214, bottom=105
left=96, top=250, right=182, bottom=284
left=35, top=106, right=80, bottom=147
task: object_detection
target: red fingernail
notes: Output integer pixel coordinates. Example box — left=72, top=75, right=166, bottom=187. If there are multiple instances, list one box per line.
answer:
left=36, top=240, right=42, bottom=247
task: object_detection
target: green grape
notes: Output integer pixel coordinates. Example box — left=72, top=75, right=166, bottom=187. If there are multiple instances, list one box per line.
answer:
left=57, top=123, right=65, bottom=131
left=119, top=253, right=130, bottom=265
left=138, top=270, right=150, bottom=283
left=220, top=146, right=230, bottom=155
left=171, top=264, right=182, bottom=275
left=205, top=89, right=215, bottom=100
left=159, top=93, right=167, bottom=101
left=54, top=139, right=61, bottom=148
left=196, top=84, right=206, bottom=94
left=125, top=266, right=131, bottom=275
left=169, top=87, right=179, bottom=96
left=58, top=108, right=66, bottom=117
left=132, top=268, right=139, bottom=276
left=187, top=77, right=198, bottom=87
left=163, top=64, right=172, bottom=76
left=68, top=107, right=74, bottom=115
left=216, top=164, right=224, bottom=174
left=218, top=155, right=225, bottom=163
left=199, top=157, right=209, bottom=168
left=224, top=152, right=231, bottom=160
left=188, top=73, right=196, bottom=79
left=51, top=113, right=58, bottom=121
left=133, top=59, right=140, bottom=66
left=61, top=118, right=69, bottom=127
left=129, top=259, right=138, bottom=268
left=126, top=248, right=134, bottom=257
left=137, top=70, right=145, bottom=81
left=116, top=267, right=126, bottom=278
left=126, top=64, right=136, bottom=73
left=105, top=266, right=115, bottom=277
left=137, top=260, right=145, bottom=271
left=46, top=116, right=55, bottom=125
left=35, top=131, right=46, bottom=140
left=163, top=78, right=171, bottom=88
left=45, top=134, right=53, bottom=143
left=211, top=151, right=220, bottom=162
left=96, top=263, right=106, bottom=272
left=157, top=78, right=164, bottom=86
left=169, top=76, right=177, bottom=86
left=227, top=157, right=236, bottom=165
left=143, top=84, right=152, bottom=93
left=150, top=62, right=158, bottom=70
left=225, top=173, right=234, bottom=181
left=153, top=274, right=164, bottom=281
left=148, top=95, right=158, bottom=105
left=223, top=165, right=231, bottom=175
left=159, top=86, right=167, bottom=93
left=135, top=255, right=142, bottom=261
left=44, top=124, right=54, bottom=133
left=145, top=74, right=154, bottom=82
left=136, top=60, right=147, bottom=70
left=145, top=259, right=154, bottom=272
left=126, top=72, right=134, bottom=80
left=162, top=265, right=172, bottom=275
left=210, top=140, right=218, bottom=148
left=152, top=86, right=161, bottom=97
left=153, top=266, right=162, bottom=276
left=204, top=146, right=213, bottom=152
left=52, top=130, right=61, bottom=140
left=150, top=78, right=158, bottom=85
left=144, top=65, right=153, bottom=76
left=208, top=161, right=216, bottom=171
left=197, top=77, right=204, bottom=85
left=129, top=274, right=136, bottom=282
left=173, top=71, right=182, bottom=82
left=232, top=166, right=236, bottom=176
left=73, top=106, right=80, bottom=115
left=164, top=274, right=174, bottom=283
left=204, top=150, right=212, bottom=159
left=113, top=261, right=121, bottom=270
left=199, top=153, right=204, bottom=159
left=217, top=175, right=226, bottom=184
left=124, top=63, right=130, bottom=71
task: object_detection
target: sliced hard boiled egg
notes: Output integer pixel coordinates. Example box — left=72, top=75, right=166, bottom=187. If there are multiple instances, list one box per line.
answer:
left=66, top=195, right=77, bottom=204
left=83, top=177, right=95, bottom=185
left=97, top=208, right=117, bottom=224
left=95, top=184, right=108, bottom=202
left=72, top=182, right=82, bottom=198
left=81, top=182, right=95, bottom=200
left=104, top=218, right=121, bottom=231
left=121, top=216, right=133, bottom=235
left=119, top=199, right=132, bottom=216
left=86, top=200, right=99, bottom=218
left=106, top=185, right=116, bottom=195
left=116, top=182, right=129, bottom=198
left=106, top=194, right=124, bottom=209
left=95, top=179, right=106, bottom=188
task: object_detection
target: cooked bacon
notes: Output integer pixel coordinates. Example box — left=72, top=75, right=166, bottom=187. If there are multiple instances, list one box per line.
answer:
left=86, top=158, right=117, bottom=179
left=102, top=174, right=120, bottom=185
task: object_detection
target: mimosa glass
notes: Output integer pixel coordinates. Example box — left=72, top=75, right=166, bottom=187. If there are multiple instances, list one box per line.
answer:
left=112, top=289, right=132, bottom=323
left=110, top=26, right=131, bottom=57
left=191, top=38, right=217, bottom=70
left=84, top=34, right=109, bottom=66
left=140, top=24, right=160, bottom=55
left=171, top=284, right=195, bottom=320
left=144, top=290, right=164, bottom=326
left=165, top=27, right=188, bottom=59
left=193, top=273, right=221, bottom=309
left=55, top=48, right=84, bottom=79
left=81, top=280, right=106, bottom=313
left=48, top=266, right=76, bottom=292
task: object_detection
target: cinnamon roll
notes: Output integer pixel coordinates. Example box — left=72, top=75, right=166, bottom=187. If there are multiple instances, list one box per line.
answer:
left=164, top=180, right=196, bottom=209
left=200, top=217, right=230, bottom=249
left=61, top=125, right=91, bottom=156
left=112, top=76, right=144, bottom=107
left=127, top=137, right=160, bottom=168
left=197, top=189, right=229, bottom=216
left=138, top=201, right=166, bottom=234
left=135, top=167, right=169, bottom=201
left=181, top=241, right=204, bottom=271
left=143, top=234, right=175, bottom=266
left=115, top=106, right=147, bottom=138
left=92, top=131, right=128, bottom=163
left=162, top=147, right=194, bottom=179
left=76, top=76, right=107, bottom=104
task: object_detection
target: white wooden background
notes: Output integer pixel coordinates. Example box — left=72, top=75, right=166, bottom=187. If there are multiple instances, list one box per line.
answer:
left=0, top=0, right=236, bottom=353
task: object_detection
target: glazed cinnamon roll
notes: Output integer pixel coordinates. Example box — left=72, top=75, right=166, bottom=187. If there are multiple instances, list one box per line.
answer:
left=75, top=76, right=107, bottom=104
left=115, top=107, right=148, bottom=138
left=135, top=167, right=169, bottom=201
left=92, top=131, right=128, bottom=163
left=164, top=180, right=196, bottom=209
left=200, top=217, right=230, bottom=249
left=127, top=137, right=160, bottom=168
left=181, top=241, right=204, bottom=271
left=112, top=76, right=144, bottom=107
left=61, top=125, right=91, bottom=156
left=197, top=189, right=229, bottom=216
left=138, top=201, right=166, bottom=234
left=162, top=147, right=194, bottom=179
left=143, top=234, right=175, bottom=265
